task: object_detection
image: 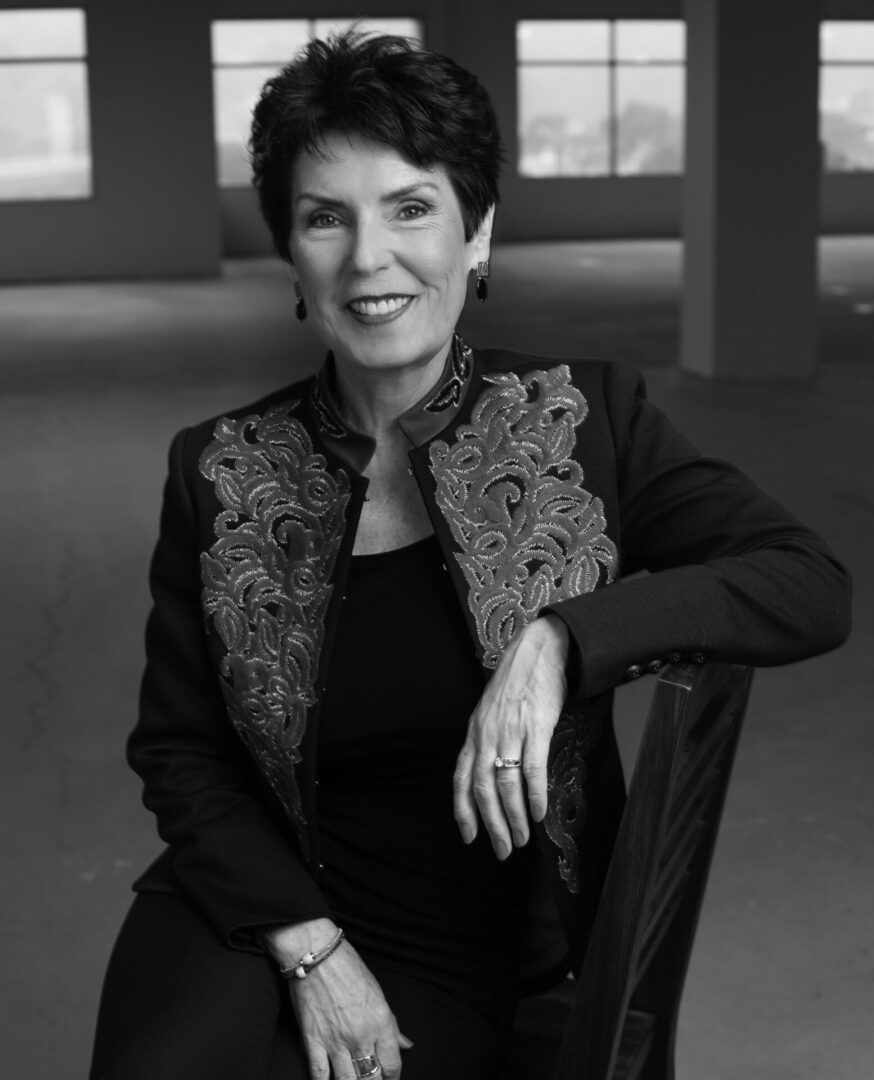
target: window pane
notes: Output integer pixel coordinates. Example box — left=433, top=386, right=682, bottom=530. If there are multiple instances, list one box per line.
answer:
left=214, top=65, right=280, bottom=186
left=314, top=18, right=422, bottom=44
left=517, top=21, right=609, bottom=63
left=0, top=60, right=91, bottom=198
left=212, top=20, right=309, bottom=65
left=821, top=22, right=874, bottom=62
left=820, top=66, right=874, bottom=171
left=518, top=66, right=609, bottom=176
left=616, top=66, right=684, bottom=174
left=616, top=21, right=685, bottom=62
left=0, top=8, right=85, bottom=59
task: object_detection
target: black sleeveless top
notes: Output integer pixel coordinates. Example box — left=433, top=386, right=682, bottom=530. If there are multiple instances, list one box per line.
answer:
left=315, top=534, right=534, bottom=1013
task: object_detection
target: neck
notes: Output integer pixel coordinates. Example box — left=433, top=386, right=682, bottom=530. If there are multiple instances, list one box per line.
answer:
left=332, top=341, right=452, bottom=440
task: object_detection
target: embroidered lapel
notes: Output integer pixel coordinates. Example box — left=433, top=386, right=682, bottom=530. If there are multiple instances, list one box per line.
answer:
left=428, top=364, right=618, bottom=670
left=198, top=401, right=351, bottom=855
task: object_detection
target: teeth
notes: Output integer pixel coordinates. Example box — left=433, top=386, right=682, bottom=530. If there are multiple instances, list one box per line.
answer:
left=350, top=296, right=409, bottom=316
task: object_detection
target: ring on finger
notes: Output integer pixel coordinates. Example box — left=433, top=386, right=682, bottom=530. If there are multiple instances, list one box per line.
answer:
left=494, top=756, right=522, bottom=770
left=351, top=1053, right=381, bottom=1078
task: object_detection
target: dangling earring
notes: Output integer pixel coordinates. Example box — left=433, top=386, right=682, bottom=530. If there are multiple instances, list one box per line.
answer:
left=475, top=260, right=489, bottom=303
left=294, top=282, right=307, bottom=322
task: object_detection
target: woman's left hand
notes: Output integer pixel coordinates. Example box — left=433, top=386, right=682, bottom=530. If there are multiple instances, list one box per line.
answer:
left=453, top=615, right=569, bottom=859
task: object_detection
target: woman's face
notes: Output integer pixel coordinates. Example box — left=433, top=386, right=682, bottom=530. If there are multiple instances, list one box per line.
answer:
left=289, top=132, right=492, bottom=377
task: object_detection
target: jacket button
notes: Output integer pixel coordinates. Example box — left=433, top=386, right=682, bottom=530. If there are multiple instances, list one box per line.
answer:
left=624, top=664, right=643, bottom=680
left=318, top=862, right=325, bottom=871
left=668, top=652, right=682, bottom=664
left=692, top=652, right=707, bottom=664
left=646, top=659, right=664, bottom=675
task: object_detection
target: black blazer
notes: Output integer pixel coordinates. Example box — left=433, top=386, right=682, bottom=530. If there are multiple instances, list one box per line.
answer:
left=129, top=339, right=851, bottom=970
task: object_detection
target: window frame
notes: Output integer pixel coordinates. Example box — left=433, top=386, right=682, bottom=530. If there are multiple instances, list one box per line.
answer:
left=819, top=20, right=874, bottom=174
left=0, top=6, right=93, bottom=202
left=516, top=18, right=685, bottom=179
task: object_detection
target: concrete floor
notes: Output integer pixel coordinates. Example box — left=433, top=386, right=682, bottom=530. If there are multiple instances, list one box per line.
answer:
left=1, top=240, right=871, bottom=1078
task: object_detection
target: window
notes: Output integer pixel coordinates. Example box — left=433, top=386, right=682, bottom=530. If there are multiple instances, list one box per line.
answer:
left=212, top=18, right=423, bottom=187
left=0, top=7, right=91, bottom=200
left=820, top=22, right=874, bottom=171
left=516, top=20, right=685, bottom=178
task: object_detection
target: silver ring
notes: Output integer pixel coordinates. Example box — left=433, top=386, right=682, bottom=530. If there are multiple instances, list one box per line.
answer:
left=494, top=756, right=522, bottom=769
left=352, top=1053, right=381, bottom=1078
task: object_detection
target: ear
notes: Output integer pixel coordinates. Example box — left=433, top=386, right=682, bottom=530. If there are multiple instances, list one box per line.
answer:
left=287, top=263, right=302, bottom=295
left=468, top=205, right=495, bottom=270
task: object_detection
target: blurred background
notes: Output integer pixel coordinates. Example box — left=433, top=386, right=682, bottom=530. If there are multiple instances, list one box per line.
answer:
left=1, top=2, right=871, bottom=1077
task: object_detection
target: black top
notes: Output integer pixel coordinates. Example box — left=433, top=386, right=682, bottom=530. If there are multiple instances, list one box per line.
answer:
left=316, top=534, right=535, bottom=1014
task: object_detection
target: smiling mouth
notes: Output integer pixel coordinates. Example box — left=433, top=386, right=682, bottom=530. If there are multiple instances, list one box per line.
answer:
left=348, top=295, right=414, bottom=319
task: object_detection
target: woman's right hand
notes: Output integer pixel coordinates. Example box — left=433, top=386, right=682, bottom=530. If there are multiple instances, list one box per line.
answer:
left=265, top=920, right=412, bottom=1079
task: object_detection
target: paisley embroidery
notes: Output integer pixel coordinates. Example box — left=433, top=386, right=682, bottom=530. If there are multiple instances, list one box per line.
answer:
left=544, top=707, right=605, bottom=893
left=199, top=402, right=351, bottom=856
left=425, top=335, right=472, bottom=413
left=429, top=364, right=617, bottom=669
left=311, top=377, right=348, bottom=440
left=429, top=363, right=617, bottom=892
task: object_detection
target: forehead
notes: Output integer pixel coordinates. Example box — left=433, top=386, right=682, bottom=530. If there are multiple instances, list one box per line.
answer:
left=291, top=131, right=451, bottom=198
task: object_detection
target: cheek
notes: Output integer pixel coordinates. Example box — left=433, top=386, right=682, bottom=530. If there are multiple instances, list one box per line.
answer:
left=417, top=236, right=471, bottom=290
left=297, top=258, right=340, bottom=308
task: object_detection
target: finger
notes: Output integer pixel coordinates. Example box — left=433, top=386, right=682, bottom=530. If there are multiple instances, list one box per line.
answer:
left=495, top=755, right=529, bottom=846
left=472, top=753, right=513, bottom=858
left=376, top=1034, right=403, bottom=1079
left=329, top=1047, right=359, bottom=1080
left=390, top=1012, right=414, bottom=1051
left=305, top=1041, right=331, bottom=1080
left=453, top=742, right=478, bottom=843
left=522, top=730, right=550, bottom=823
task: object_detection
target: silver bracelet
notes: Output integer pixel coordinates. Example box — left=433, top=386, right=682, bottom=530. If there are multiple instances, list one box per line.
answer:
left=278, top=927, right=345, bottom=980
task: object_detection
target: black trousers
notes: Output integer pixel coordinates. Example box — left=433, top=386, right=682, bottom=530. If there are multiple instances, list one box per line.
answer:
left=89, top=893, right=511, bottom=1080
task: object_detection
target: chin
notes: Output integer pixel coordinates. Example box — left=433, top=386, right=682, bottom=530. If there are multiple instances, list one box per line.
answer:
left=338, top=332, right=450, bottom=375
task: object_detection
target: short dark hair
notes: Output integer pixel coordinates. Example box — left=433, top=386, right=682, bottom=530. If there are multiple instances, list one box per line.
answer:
left=249, top=30, right=503, bottom=263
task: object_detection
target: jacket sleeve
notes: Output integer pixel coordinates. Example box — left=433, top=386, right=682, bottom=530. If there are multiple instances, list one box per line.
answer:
left=128, top=428, right=333, bottom=951
left=546, top=361, right=852, bottom=698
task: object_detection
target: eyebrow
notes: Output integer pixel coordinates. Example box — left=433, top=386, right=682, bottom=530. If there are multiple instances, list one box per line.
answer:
left=294, top=181, right=441, bottom=206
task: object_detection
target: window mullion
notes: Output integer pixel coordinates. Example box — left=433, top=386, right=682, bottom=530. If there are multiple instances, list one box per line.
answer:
left=609, top=22, right=617, bottom=175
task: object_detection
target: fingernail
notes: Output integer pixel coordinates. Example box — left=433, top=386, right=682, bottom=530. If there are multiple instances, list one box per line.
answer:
left=495, top=840, right=509, bottom=860
left=513, top=829, right=527, bottom=847
left=460, top=824, right=473, bottom=844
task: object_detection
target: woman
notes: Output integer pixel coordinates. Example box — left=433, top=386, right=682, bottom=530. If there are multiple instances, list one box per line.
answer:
left=90, top=30, right=851, bottom=1080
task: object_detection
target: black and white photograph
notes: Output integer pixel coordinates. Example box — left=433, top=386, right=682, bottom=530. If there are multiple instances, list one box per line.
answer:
left=0, top=3, right=869, bottom=1078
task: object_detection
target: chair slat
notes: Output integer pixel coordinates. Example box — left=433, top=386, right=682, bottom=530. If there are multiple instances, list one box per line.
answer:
left=635, top=869, right=693, bottom=986
left=613, top=1010, right=656, bottom=1080
left=507, top=663, right=753, bottom=1080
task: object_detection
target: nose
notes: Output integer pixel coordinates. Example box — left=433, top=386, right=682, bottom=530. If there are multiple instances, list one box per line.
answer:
left=348, top=216, right=392, bottom=276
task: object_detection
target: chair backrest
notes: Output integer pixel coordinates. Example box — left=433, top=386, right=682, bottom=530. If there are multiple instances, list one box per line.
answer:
left=553, top=661, right=754, bottom=1080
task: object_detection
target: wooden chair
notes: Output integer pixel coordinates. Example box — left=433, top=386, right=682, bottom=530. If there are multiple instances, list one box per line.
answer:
left=510, top=661, right=754, bottom=1080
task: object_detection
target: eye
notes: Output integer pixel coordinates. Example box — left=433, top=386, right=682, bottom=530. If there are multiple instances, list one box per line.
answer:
left=398, top=201, right=430, bottom=221
left=308, top=211, right=342, bottom=229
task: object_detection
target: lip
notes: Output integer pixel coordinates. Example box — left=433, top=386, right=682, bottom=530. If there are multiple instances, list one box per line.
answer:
left=346, top=294, right=415, bottom=325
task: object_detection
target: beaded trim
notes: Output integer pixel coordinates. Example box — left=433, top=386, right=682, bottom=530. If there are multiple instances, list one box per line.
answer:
left=198, top=402, right=351, bottom=854
left=424, top=335, right=473, bottom=414
left=428, top=364, right=617, bottom=669
left=544, top=707, right=605, bottom=894
left=311, top=377, right=348, bottom=440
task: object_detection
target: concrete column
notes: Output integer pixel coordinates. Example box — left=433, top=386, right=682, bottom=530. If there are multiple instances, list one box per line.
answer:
left=681, top=0, right=821, bottom=379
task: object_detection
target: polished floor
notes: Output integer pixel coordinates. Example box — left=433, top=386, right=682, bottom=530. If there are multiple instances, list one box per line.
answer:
left=1, top=240, right=871, bottom=1078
